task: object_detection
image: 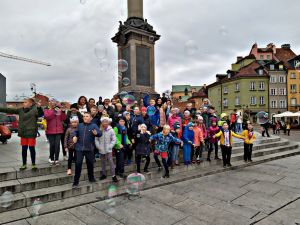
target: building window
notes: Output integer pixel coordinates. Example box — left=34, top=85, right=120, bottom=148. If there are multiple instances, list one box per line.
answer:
left=291, top=84, right=297, bottom=93
left=259, top=96, right=265, bottom=105
left=270, top=75, right=276, bottom=83
left=279, top=100, right=286, bottom=109
left=279, top=64, right=284, bottom=70
left=258, top=69, right=263, bottom=75
left=184, top=88, right=189, bottom=96
left=250, top=96, right=256, bottom=105
left=267, top=55, right=271, bottom=60
left=223, top=98, right=228, bottom=107
left=291, top=98, right=297, bottom=106
left=279, top=76, right=285, bottom=83
left=259, top=81, right=265, bottom=90
left=290, top=72, right=296, bottom=79
left=235, top=83, right=240, bottom=92
left=250, top=82, right=256, bottom=90
left=271, top=100, right=277, bottom=108
left=270, top=64, right=274, bottom=70
left=270, top=88, right=277, bottom=96
left=278, top=88, right=286, bottom=96
left=295, top=60, right=300, bottom=68
left=235, top=97, right=240, bottom=106
left=260, top=55, right=264, bottom=60
left=223, top=86, right=228, bottom=94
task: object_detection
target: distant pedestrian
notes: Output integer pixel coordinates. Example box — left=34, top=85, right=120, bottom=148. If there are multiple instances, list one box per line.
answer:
left=286, top=122, right=291, bottom=136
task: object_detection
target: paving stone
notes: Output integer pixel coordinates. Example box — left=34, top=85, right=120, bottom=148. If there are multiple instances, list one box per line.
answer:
left=68, top=205, right=119, bottom=225
left=0, top=208, right=30, bottom=224
left=182, top=191, right=221, bottom=206
left=26, top=210, right=86, bottom=225
left=3, top=219, right=30, bottom=225
left=173, top=216, right=209, bottom=225
left=277, top=177, right=300, bottom=189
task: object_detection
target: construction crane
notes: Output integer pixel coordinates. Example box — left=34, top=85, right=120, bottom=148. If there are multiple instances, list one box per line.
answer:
left=0, top=51, right=51, bottom=66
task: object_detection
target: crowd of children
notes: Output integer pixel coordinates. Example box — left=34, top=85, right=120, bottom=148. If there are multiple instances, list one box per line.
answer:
left=0, top=94, right=263, bottom=187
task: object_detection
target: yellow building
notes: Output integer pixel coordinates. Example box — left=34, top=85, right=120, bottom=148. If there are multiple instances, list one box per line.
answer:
left=287, top=56, right=300, bottom=112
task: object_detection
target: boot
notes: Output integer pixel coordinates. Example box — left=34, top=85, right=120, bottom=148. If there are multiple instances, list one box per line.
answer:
left=163, top=171, right=169, bottom=178
left=171, top=162, right=175, bottom=169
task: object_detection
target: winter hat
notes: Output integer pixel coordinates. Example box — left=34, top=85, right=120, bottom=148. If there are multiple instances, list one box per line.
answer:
left=101, top=117, right=112, bottom=123
left=123, top=111, right=130, bottom=117
left=70, top=116, right=79, bottom=122
left=220, top=113, right=227, bottom=119
left=187, top=122, right=194, bottom=127
left=173, top=121, right=181, bottom=130
left=197, top=115, right=203, bottom=120
left=141, top=107, right=147, bottom=112
left=140, top=124, right=147, bottom=129
left=173, top=108, right=180, bottom=114
left=184, top=110, right=190, bottom=116
left=211, top=117, right=217, bottom=123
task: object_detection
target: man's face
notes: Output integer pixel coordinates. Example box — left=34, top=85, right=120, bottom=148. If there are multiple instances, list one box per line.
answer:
left=23, top=100, right=33, bottom=108
left=125, top=114, right=131, bottom=120
left=134, top=107, right=140, bottom=115
left=111, top=99, right=116, bottom=105
left=163, top=128, right=170, bottom=135
left=210, top=108, right=215, bottom=114
left=83, top=114, right=92, bottom=123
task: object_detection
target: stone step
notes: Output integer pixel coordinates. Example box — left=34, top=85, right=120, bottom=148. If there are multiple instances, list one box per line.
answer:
left=1, top=146, right=300, bottom=224
left=0, top=136, right=284, bottom=182
left=0, top=140, right=295, bottom=195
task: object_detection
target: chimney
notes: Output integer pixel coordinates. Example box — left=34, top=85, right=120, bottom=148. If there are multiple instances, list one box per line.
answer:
left=281, top=44, right=291, bottom=49
left=237, top=56, right=243, bottom=62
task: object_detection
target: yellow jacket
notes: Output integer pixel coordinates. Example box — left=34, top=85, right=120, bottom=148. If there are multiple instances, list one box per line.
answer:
left=215, top=130, right=244, bottom=146
left=242, top=130, right=256, bottom=144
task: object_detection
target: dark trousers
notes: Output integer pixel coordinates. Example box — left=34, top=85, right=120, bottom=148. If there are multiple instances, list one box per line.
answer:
left=74, top=151, right=95, bottom=185
left=48, top=134, right=61, bottom=161
left=262, top=125, right=270, bottom=137
left=60, top=131, right=66, bottom=157
left=191, top=145, right=195, bottom=161
left=208, top=142, right=219, bottom=159
left=220, top=145, right=232, bottom=166
left=115, top=150, right=125, bottom=174
left=230, top=122, right=236, bottom=132
left=22, top=146, right=36, bottom=165
left=124, top=144, right=133, bottom=161
left=67, top=148, right=76, bottom=169
left=153, top=154, right=169, bottom=174
left=287, top=129, right=290, bottom=136
left=195, top=145, right=203, bottom=160
left=244, top=143, right=253, bottom=161
left=136, top=155, right=150, bottom=173
left=154, top=153, right=161, bottom=167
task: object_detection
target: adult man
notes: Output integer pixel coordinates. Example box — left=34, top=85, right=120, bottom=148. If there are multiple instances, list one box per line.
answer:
left=72, top=112, right=102, bottom=187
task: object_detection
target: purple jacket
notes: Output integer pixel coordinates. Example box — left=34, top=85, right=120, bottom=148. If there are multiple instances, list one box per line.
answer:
left=208, top=126, right=220, bottom=143
left=44, top=109, right=67, bottom=135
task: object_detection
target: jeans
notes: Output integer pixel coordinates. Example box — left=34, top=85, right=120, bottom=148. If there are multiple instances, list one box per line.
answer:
left=22, top=146, right=36, bottom=165
left=244, top=143, right=253, bottom=161
left=172, top=145, right=180, bottom=162
left=74, top=150, right=95, bottom=184
left=235, top=123, right=242, bottom=133
left=115, top=150, right=125, bottom=175
left=220, top=145, right=232, bottom=166
left=48, top=134, right=61, bottom=161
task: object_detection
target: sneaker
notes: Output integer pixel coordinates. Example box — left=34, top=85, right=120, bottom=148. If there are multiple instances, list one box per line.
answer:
left=54, top=161, right=60, bottom=166
left=48, top=158, right=53, bottom=163
left=67, top=169, right=72, bottom=175
left=20, top=165, right=27, bottom=171
left=227, top=163, right=232, bottom=167
left=32, top=164, right=38, bottom=171
left=112, top=176, right=118, bottom=182
left=99, top=175, right=107, bottom=180
left=63, top=156, right=68, bottom=161
left=72, top=183, right=79, bottom=188
left=89, top=178, right=96, bottom=183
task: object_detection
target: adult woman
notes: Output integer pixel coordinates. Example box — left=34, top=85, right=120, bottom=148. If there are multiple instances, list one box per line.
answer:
left=71, top=96, right=90, bottom=115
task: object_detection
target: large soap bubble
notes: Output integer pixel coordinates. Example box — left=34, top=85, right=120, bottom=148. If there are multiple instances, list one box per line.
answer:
left=126, top=173, right=146, bottom=197
left=118, top=59, right=129, bottom=72
left=0, top=191, right=14, bottom=208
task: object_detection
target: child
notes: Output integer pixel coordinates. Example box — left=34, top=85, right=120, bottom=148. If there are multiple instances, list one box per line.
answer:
left=72, top=112, right=102, bottom=187
left=64, top=116, right=78, bottom=175
left=114, top=117, right=131, bottom=178
left=183, top=122, right=195, bottom=165
left=135, top=124, right=151, bottom=173
left=182, top=110, right=191, bottom=132
left=286, top=122, right=291, bottom=136
left=208, top=118, right=220, bottom=161
left=218, top=113, right=228, bottom=129
left=170, top=122, right=182, bottom=167
left=242, top=122, right=256, bottom=162
left=95, top=117, right=118, bottom=182
left=214, top=122, right=245, bottom=167
left=193, top=121, right=204, bottom=164
left=150, top=125, right=182, bottom=178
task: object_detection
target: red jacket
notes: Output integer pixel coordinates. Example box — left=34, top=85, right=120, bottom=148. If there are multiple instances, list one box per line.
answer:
left=44, top=109, right=67, bottom=135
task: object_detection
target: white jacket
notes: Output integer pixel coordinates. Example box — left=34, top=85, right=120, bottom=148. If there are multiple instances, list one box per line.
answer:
left=95, top=126, right=116, bottom=154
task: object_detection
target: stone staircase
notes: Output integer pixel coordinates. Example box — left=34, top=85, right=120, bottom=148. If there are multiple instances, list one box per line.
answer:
left=0, top=135, right=299, bottom=224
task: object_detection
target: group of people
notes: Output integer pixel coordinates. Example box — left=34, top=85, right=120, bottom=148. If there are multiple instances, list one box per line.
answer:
left=0, top=94, right=258, bottom=188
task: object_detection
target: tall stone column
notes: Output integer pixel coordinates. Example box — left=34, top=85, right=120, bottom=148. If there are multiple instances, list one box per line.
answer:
left=112, top=0, right=160, bottom=99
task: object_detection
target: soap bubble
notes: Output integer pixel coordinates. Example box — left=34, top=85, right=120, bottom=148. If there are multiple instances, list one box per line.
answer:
left=126, top=173, right=146, bottom=196
left=94, top=42, right=108, bottom=59
left=118, top=72, right=123, bottom=82
left=122, top=95, right=136, bottom=107
left=118, top=59, right=129, bottom=72
left=99, top=59, right=111, bottom=72
left=80, top=0, right=87, bottom=4
left=295, top=62, right=300, bottom=71
left=122, top=77, right=130, bottom=86
left=119, top=91, right=128, bottom=99
left=256, top=111, right=269, bottom=124
left=105, top=185, right=117, bottom=214
left=32, top=198, right=43, bottom=219
left=219, top=25, right=228, bottom=36
left=147, top=106, right=156, bottom=116
left=0, top=191, right=14, bottom=208
left=184, top=40, right=199, bottom=56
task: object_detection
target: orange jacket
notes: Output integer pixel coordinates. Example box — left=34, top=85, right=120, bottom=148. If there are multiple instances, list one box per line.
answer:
left=193, top=126, right=204, bottom=146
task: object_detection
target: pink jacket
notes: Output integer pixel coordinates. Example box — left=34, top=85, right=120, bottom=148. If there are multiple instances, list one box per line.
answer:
left=208, top=126, right=220, bottom=143
left=193, top=126, right=204, bottom=146
left=44, top=109, right=67, bottom=135
left=196, top=123, right=207, bottom=139
left=168, top=115, right=182, bottom=131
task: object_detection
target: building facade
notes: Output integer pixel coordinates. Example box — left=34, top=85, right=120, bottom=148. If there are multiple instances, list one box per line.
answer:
left=287, top=55, right=300, bottom=112
left=0, top=73, right=6, bottom=107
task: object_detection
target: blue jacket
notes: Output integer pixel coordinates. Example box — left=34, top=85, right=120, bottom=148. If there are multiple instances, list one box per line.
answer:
left=130, top=114, right=144, bottom=136
left=183, top=127, right=194, bottom=144
left=75, top=123, right=102, bottom=151
left=150, top=132, right=181, bottom=152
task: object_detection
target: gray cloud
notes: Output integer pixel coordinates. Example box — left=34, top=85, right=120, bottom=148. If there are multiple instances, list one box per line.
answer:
left=0, top=0, right=299, bottom=103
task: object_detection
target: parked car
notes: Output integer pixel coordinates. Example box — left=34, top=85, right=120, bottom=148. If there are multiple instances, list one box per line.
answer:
left=0, top=113, right=19, bottom=132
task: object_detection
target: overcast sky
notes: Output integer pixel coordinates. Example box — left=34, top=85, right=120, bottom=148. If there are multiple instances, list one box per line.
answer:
left=0, top=0, right=299, bottom=103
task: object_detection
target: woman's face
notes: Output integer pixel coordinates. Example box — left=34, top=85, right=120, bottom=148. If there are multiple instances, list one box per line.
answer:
left=79, top=97, right=86, bottom=105
left=157, top=99, right=162, bottom=104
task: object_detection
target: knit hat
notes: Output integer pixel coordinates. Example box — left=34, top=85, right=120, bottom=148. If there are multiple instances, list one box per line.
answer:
left=101, top=117, right=112, bottom=123
left=141, top=107, right=147, bottom=112
left=173, top=121, right=181, bottom=130
left=197, top=115, right=203, bottom=120
left=220, top=113, right=227, bottom=119
left=123, top=111, right=130, bottom=117
left=184, top=110, right=190, bottom=116
left=211, top=117, right=217, bottom=123
left=187, top=122, right=194, bottom=127
left=70, top=116, right=79, bottom=122
left=173, top=108, right=180, bottom=114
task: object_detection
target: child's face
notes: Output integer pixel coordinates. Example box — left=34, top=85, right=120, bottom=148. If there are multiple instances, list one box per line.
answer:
left=189, top=126, right=194, bottom=130
left=212, top=122, right=216, bottom=126
left=175, top=128, right=180, bottom=133
left=248, top=124, right=253, bottom=130
left=150, top=99, right=155, bottom=106
left=162, top=128, right=170, bottom=135
left=71, top=121, right=78, bottom=128
left=223, top=123, right=229, bottom=130
left=102, top=121, right=109, bottom=128
left=119, top=120, right=125, bottom=126
left=141, top=126, right=147, bottom=132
